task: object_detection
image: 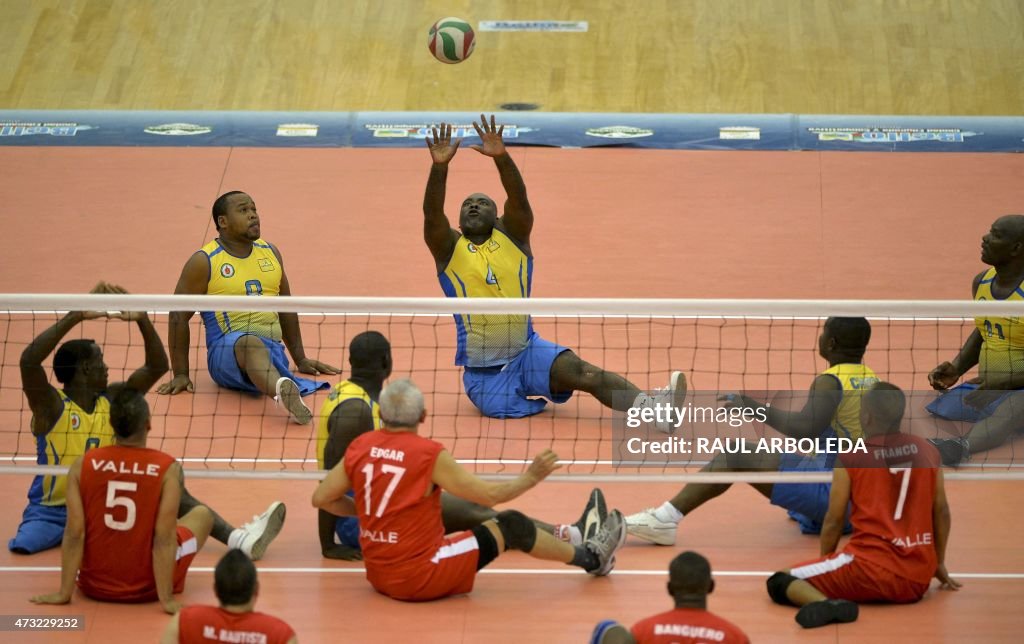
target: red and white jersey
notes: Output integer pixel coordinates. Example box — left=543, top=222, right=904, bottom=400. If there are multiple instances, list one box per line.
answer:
left=839, top=433, right=941, bottom=585
left=630, top=607, right=750, bottom=644
left=77, top=445, right=176, bottom=602
left=177, top=605, right=295, bottom=644
left=344, top=429, right=445, bottom=581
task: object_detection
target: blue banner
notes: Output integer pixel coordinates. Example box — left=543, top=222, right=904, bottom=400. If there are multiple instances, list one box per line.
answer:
left=1, top=110, right=1022, bottom=152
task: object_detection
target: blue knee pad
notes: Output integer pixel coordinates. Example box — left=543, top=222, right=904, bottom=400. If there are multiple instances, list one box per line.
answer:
left=335, top=517, right=361, bottom=550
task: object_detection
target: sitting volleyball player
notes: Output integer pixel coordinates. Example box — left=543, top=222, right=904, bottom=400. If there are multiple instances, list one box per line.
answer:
left=422, top=117, right=684, bottom=426
left=626, top=317, right=877, bottom=544
left=313, top=379, right=628, bottom=601
left=927, top=214, right=1024, bottom=465
left=317, top=332, right=610, bottom=560
left=767, top=383, right=960, bottom=629
left=160, top=191, right=338, bottom=424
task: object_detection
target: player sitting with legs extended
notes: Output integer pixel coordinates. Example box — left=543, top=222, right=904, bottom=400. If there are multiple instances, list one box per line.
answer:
left=313, top=379, right=628, bottom=601
left=30, top=386, right=214, bottom=614
left=160, top=191, right=338, bottom=424
left=927, top=214, right=1024, bottom=465
left=317, top=331, right=608, bottom=561
left=766, top=383, right=961, bottom=629
left=161, top=550, right=297, bottom=644
left=422, top=117, right=684, bottom=427
left=626, top=317, right=878, bottom=544
left=590, top=551, right=750, bottom=644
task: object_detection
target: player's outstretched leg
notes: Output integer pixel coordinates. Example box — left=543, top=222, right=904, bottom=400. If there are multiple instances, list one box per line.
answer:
left=488, top=508, right=626, bottom=576
left=227, top=502, right=288, bottom=561
left=549, top=352, right=687, bottom=432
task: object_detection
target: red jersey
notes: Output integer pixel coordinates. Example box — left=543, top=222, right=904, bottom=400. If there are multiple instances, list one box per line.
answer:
left=630, top=608, right=750, bottom=644
left=344, top=429, right=445, bottom=586
left=77, top=445, right=176, bottom=602
left=839, top=434, right=941, bottom=585
left=177, top=605, right=295, bottom=644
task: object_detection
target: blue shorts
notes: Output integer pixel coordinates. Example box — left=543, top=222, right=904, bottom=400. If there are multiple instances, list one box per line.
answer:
left=207, top=331, right=327, bottom=396
left=926, top=382, right=1011, bottom=422
left=8, top=503, right=66, bottom=554
left=462, top=334, right=572, bottom=419
left=771, top=452, right=850, bottom=535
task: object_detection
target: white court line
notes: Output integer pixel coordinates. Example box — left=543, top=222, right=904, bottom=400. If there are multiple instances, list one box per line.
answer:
left=0, top=566, right=1020, bottom=579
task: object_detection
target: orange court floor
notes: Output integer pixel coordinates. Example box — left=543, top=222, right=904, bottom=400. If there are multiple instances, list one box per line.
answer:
left=0, top=146, right=1022, bottom=642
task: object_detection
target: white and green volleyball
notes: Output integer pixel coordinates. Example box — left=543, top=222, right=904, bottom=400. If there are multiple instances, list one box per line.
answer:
left=428, top=17, right=476, bottom=64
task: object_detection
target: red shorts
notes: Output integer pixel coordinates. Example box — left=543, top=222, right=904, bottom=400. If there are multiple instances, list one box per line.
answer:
left=367, top=530, right=480, bottom=602
left=173, top=526, right=198, bottom=594
left=790, top=551, right=929, bottom=604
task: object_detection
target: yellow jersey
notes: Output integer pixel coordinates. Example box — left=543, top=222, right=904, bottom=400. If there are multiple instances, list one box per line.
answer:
left=438, top=228, right=533, bottom=367
left=31, top=391, right=112, bottom=506
left=973, top=267, right=1024, bottom=381
left=316, top=380, right=381, bottom=469
left=822, top=363, right=879, bottom=441
left=199, top=238, right=283, bottom=346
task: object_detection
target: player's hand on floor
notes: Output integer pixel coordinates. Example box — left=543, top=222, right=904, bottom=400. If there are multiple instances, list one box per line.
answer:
left=928, top=362, right=959, bottom=390
left=526, top=449, right=561, bottom=483
left=322, top=545, right=363, bottom=561
left=297, top=358, right=340, bottom=376
left=29, top=591, right=71, bottom=605
left=162, top=599, right=182, bottom=615
left=934, top=564, right=962, bottom=590
left=158, top=374, right=195, bottom=395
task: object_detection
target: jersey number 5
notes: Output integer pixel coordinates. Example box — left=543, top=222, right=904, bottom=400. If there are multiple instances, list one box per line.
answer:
left=104, top=481, right=138, bottom=531
left=360, top=463, right=407, bottom=517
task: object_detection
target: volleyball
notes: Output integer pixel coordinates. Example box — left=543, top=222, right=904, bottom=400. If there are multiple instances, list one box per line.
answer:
left=428, top=17, right=475, bottom=64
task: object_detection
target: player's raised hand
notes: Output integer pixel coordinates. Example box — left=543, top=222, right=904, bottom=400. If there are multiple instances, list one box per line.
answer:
left=426, top=123, right=461, bottom=165
left=158, top=374, right=195, bottom=395
left=470, top=114, right=507, bottom=157
left=297, top=357, right=340, bottom=376
left=525, top=448, right=561, bottom=483
left=928, top=362, right=960, bottom=390
left=934, top=564, right=962, bottom=590
left=94, top=282, right=147, bottom=321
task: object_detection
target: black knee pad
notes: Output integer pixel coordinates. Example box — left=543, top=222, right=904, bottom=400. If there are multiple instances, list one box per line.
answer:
left=766, top=572, right=798, bottom=606
left=495, top=510, right=537, bottom=552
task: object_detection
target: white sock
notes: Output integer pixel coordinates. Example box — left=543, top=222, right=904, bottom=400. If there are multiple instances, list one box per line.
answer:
left=566, top=525, right=583, bottom=546
left=653, top=501, right=683, bottom=524
left=227, top=528, right=246, bottom=550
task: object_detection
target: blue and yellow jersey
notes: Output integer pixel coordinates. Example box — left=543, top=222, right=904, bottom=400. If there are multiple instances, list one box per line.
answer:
left=973, top=267, right=1024, bottom=380
left=438, top=228, right=533, bottom=367
left=317, top=380, right=381, bottom=469
left=822, top=363, right=879, bottom=441
left=199, top=238, right=283, bottom=347
left=30, top=392, right=112, bottom=507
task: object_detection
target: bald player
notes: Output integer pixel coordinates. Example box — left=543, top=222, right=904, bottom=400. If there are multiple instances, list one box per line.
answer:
left=766, top=383, right=960, bottom=629
left=160, top=191, right=338, bottom=424
left=928, top=214, right=1024, bottom=465
left=590, top=551, right=749, bottom=644
left=423, top=116, right=684, bottom=426
left=313, top=379, right=628, bottom=601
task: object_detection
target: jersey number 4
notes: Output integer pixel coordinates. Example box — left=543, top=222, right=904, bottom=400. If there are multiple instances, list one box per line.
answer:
left=104, top=481, right=138, bottom=531
left=360, top=463, right=407, bottom=517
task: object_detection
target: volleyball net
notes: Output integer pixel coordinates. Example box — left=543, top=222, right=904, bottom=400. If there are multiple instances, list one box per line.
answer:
left=0, top=294, right=1022, bottom=482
